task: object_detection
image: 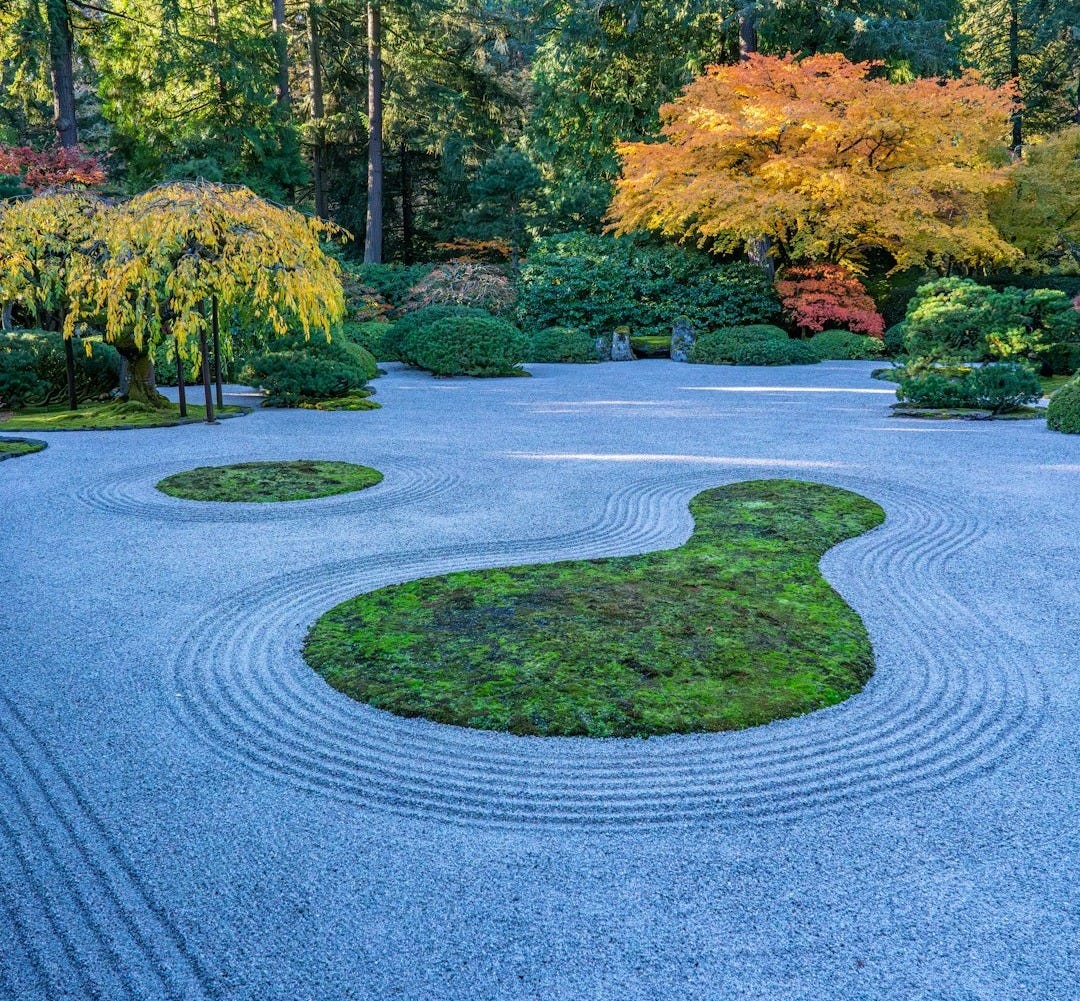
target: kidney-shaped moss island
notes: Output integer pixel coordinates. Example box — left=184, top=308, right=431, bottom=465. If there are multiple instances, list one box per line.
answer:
left=305, top=480, right=885, bottom=738
left=157, top=460, right=382, bottom=502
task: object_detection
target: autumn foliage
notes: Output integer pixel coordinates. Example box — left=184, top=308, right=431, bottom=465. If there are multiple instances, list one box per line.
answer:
left=610, top=54, right=1020, bottom=271
left=0, top=145, right=107, bottom=192
left=776, top=265, right=885, bottom=337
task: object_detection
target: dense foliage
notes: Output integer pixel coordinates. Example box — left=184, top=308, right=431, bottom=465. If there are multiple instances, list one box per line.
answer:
left=1046, top=379, right=1080, bottom=433
left=405, top=315, right=527, bottom=377
left=903, top=278, right=1080, bottom=370
left=386, top=305, right=492, bottom=365
left=517, top=233, right=779, bottom=339
left=239, top=333, right=376, bottom=407
left=897, top=363, right=1043, bottom=413
left=399, top=262, right=515, bottom=314
left=809, top=330, right=886, bottom=360
left=0, top=332, right=119, bottom=408
left=526, top=326, right=599, bottom=364
left=690, top=325, right=817, bottom=366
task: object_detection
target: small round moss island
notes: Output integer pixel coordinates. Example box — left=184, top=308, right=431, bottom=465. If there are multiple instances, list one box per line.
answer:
left=156, top=460, right=383, bottom=503
left=0, top=437, right=46, bottom=460
left=305, top=480, right=886, bottom=738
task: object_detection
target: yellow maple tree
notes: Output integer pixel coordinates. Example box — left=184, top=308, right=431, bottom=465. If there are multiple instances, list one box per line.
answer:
left=610, top=53, right=1022, bottom=272
left=67, top=180, right=347, bottom=406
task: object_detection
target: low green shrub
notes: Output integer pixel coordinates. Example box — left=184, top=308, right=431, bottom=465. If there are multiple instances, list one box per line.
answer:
left=406, top=315, right=527, bottom=377
left=1040, top=342, right=1080, bottom=376
left=342, top=320, right=395, bottom=360
left=690, top=325, right=793, bottom=365
left=1046, top=378, right=1080, bottom=433
left=883, top=322, right=909, bottom=357
left=897, top=363, right=1042, bottom=414
left=239, top=333, right=377, bottom=407
left=810, top=329, right=885, bottom=360
left=527, top=326, right=599, bottom=363
left=346, top=262, right=433, bottom=307
left=386, top=305, right=491, bottom=365
left=732, top=339, right=819, bottom=366
left=0, top=331, right=120, bottom=407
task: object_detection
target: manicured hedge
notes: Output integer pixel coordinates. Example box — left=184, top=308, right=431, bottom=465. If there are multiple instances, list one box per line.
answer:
left=406, top=315, right=527, bottom=377
left=810, top=329, right=885, bottom=360
left=386, top=305, right=491, bottom=365
left=517, top=233, right=779, bottom=340
left=690, top=324, right=792, bottom=365
left=239, top=332, right=377, bottom=407
left=527, top=326, right=599, bottom=363
left=1046, top=378, right=1080, bottom=433
left=897, top=363, right=1042, bottom=414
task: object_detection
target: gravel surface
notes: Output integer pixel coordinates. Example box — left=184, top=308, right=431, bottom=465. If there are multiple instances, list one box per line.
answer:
left=0, top=360, right=1076, bottom=1000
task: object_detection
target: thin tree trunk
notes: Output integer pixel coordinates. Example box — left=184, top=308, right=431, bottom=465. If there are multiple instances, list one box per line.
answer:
left=1008, top=0, right=1022, bottom=150
left=273, top=0, right=291, bottom=112
left=738, top=3, right=772, bottom=274
left=63, top=334, right=77, bottom=410
left=46, top=0, right=77, bottom=147
left=199, top=329, right=216, bottom=423
left=364, top=1, right=384, bottom=263
left=1, top=304, right=12, bottom=330
left=212, top=296, right=223, bottom=408
left=210, top=0, right=228, bottom=107
left=175, top=338, right=187, bottom=417
left=308, top=5, right=328, bottom=219
left=400, top=138, right=413, bottom=263
left=738, top=2, right=758, bottom=62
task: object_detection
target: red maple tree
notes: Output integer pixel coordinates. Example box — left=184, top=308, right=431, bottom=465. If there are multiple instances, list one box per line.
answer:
left=0, top=145, right=107, bottom=193
left=776, top=264, right=885, bottom=337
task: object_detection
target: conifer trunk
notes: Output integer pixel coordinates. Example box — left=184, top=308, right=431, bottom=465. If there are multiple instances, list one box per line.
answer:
left=273, top=0, right=291, bottom=111
left=364, top=1, right=384, bottom=263
left=46, top=0, right=77, bottom=148
left=1008, top=0, right=1022, bottom=149
left=308, top=5, right=328, bottom=219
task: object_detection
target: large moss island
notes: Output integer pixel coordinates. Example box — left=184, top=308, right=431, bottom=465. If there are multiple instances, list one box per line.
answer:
left=305, top=479, right=885, bottom=738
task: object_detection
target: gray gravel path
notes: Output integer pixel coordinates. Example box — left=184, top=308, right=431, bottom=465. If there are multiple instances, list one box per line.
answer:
left=0, top=360, right=1076, bottom=1000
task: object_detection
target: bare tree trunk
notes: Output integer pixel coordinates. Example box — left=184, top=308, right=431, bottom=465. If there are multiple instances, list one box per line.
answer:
left=175, top=338, right=187, bottom=417
left=738, top=2, right=758, bottom=62
left=199, top=328, right=216, bottom=424
left=63, top=334, right=77, bottom=410
left=738, top=3, right=772, bottom=274
left=1, top=304, right=12, bottom=331
left=46, top=0, right=77, bottom=147
left=308, top=4, right=328, bottom=219
left=364, top=1, right=384, bottom=263
left=212, top=296, right=223, bottom=408
left=273, top=0, right=291, bottom=111
left=1008, top=0, right=1022, bottom=150
left=400, top=138, right=413, bottom=263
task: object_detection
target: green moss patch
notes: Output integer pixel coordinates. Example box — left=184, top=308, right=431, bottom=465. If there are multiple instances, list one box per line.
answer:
left=305, top=479, right=885, bottom=738
left=0, top=400, right=245, bottom=431
left=0, top=437, right=46, bottom=460
left=891, top=404, right=1042, bottom=421
left=157, top=460, right=383, bottom=503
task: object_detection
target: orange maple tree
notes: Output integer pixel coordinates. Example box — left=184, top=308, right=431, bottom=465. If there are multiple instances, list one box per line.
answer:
left=610, top=54, right=1021, bottom=271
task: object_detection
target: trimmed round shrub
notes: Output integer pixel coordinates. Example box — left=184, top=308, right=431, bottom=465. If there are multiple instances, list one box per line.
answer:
left=239, top=333, right=377, bottom=407
left=1046, top=378, right=1080, bottom=433
left=732, top=338, right=819, bottom=366
left=406, top=315, right=527, bottom=377
left=810, top=329, right=886, bottom=360
left=527, top=326, right=600, bottom=363
left=385, top=305, right=491, bottom=365
left=690, top=325, right=799, bottom=365
left=898, top=363, right=1042, bottom=414
left=342, top=320, right=395, bottom=360
left=1, top=330, right=120, bottom=407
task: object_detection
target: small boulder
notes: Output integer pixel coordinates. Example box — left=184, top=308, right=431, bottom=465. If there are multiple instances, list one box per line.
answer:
left=610, top=327, right=636, bottom=362
left=670, top=317, right=695, bottom=362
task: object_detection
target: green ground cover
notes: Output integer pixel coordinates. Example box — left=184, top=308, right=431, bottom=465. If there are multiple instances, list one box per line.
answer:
left=306, top=479, right=885, bottom=738
left=0, top=400, right=244, bottom=431
left=157, top=460, right=383, bottom=502
left=0, top=438, right=45, bottom=459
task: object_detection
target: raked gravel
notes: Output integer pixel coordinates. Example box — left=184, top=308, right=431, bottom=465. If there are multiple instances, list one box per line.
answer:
left=0, top=360, right=1076, bottom=1000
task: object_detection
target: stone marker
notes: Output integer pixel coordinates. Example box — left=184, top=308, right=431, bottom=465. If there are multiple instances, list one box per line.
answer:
left=671, top=317, right=695, bottom=362
left=611, top=328, right=636, bottom=362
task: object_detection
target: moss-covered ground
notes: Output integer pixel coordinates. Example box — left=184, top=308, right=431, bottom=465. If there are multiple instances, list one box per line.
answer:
left=0, top=438, right=46, bottom=460
left=305, top=479, right=885, bottom=738
left=157, top=460, right=383, bottom=502
left=0, top=400, right=245, bottom=431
